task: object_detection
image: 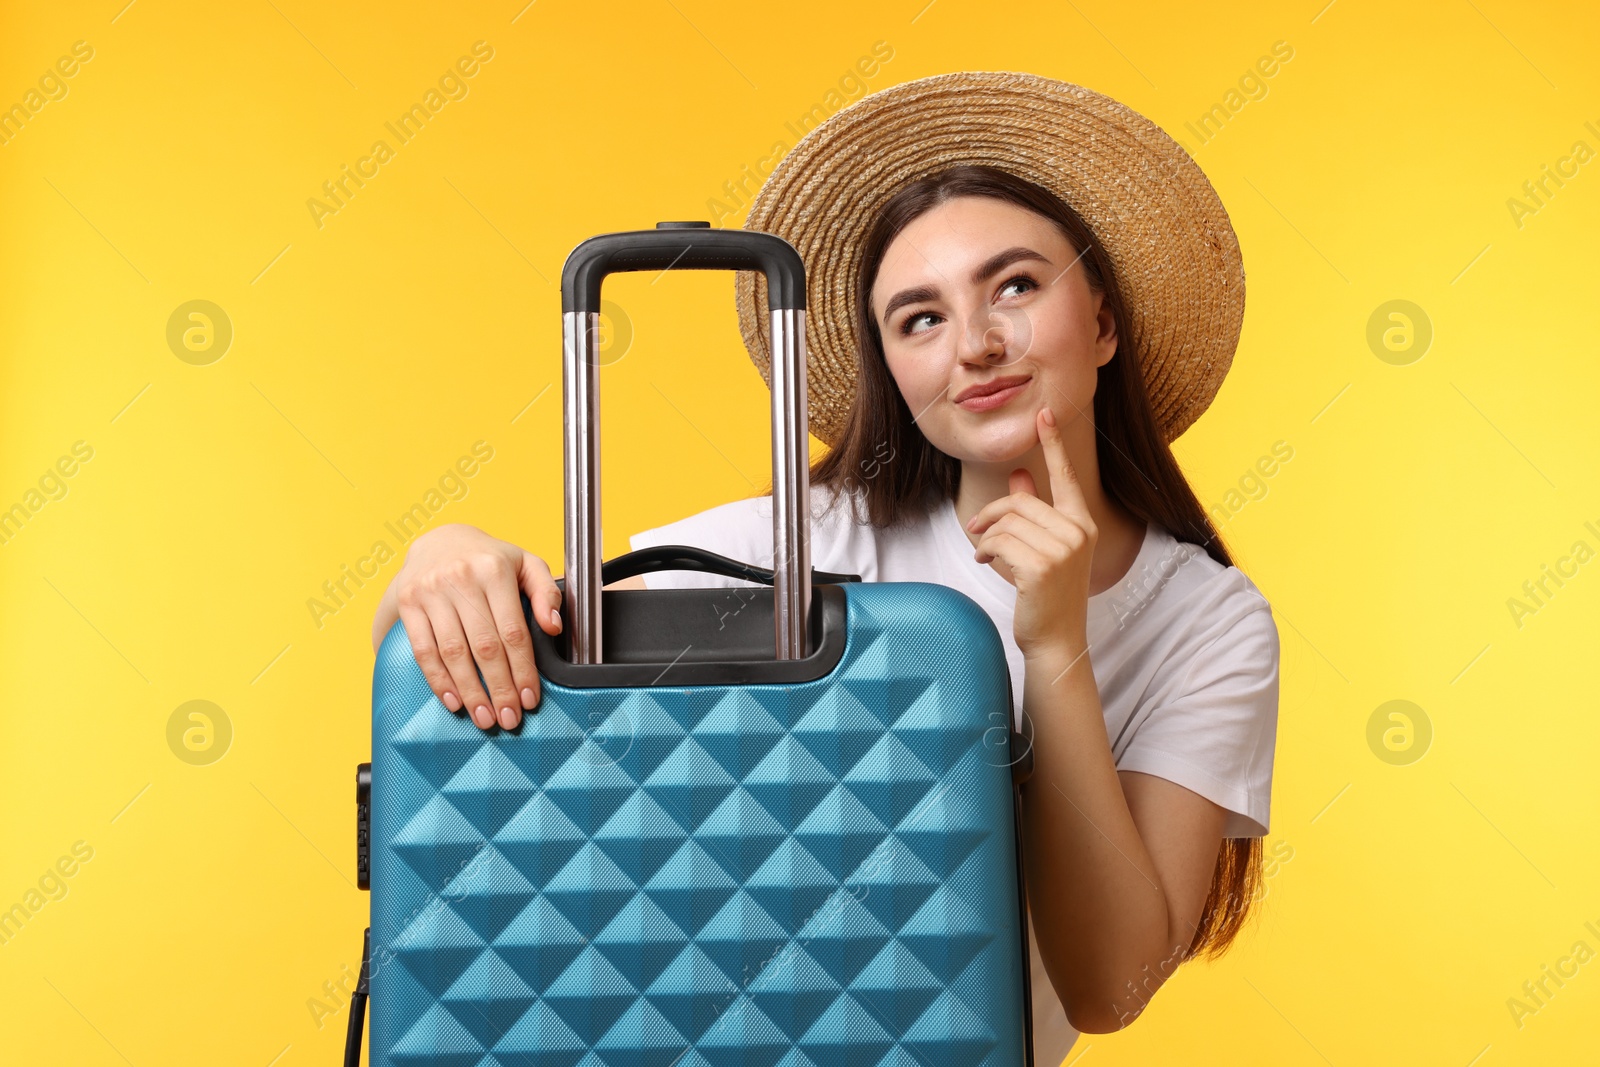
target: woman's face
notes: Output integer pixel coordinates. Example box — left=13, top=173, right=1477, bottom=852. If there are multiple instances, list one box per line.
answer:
left=868, top=195, right=1117, bottom=464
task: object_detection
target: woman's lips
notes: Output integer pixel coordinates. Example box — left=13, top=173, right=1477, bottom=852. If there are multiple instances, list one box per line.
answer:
left=955, top=377, right=1031, bottom=412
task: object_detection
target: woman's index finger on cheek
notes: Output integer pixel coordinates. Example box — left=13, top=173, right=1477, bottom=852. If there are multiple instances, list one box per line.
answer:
left=1039, top=406, right=1091, bottom=521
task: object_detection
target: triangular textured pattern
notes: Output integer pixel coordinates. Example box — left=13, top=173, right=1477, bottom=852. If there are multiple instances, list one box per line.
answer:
left=744, top=837, right=840, bottom=932
left=847, top=939, right=946, bottom=1033
left=694, top=998, right=792, bottom=1066
left=541, top=944, right=640, bottom=1044
left=388, top=1002, right=483, bottom=1067
left=792, top=786, right=887, bottom=881
left=849, top=840, right=944, bottom=940
left=593, top=791, right=693, bottom=885
left=541, top=842, right=640, bottom=938
left=694, top=888, right=791, bottom=986
left=369, top=581, right=1025, bottom=1065
left=790, top=689, right=888, bottom=778
left=771, top=1051, right=823, bottom=1067
left=607, top=690, right=689, bottom=783
left=793, top=892, right=894, bottom=989
left=842, top=734, right=940, bottom=829
left=644, top=943, right=739, bottom=1040
left=640, top=841, right=740, bottom=934
left=745, top=945, right=843, bottom=1042
left=542, top=754, right=639, bottom=837
left=391, top=796, right=486, bottom=892
left=903, top=990, right=1000, bottom=1064
left=392, top=703, right=481, bottom=792
left=897, top=886, right=995, bottom=980
left=491, top=1000, right=585, bottom=1066
left=694, top=787, right=789, bottom=882
left=642, top=738, right=741, bottom=830
left=390, top=902, right=486, bottom=1000
left=888, top=681, right=973, bottom=778
left=796, top=994, right=896, bottom=1065
left=594, top=998, right=692, bottom=1065
left=504, top=701, right=589, bottom=782
left=440, top=849, right=537, bottom=943
left=693, top=689, right=789, bottom=780
left=741, top=735, right=836, bottom=829
left=491, top=895, right=588, bottom=988
left=872, top=1049, right=927, bottom=1067
left=440, top=745, right=538, bottom=839
left=491, top=792, right=588, bottom=884
left=593, top=893, right=695, bottom=991
left=892, top=765, right=993, bottom=880
left=439, top=950, right=536, bottom=1046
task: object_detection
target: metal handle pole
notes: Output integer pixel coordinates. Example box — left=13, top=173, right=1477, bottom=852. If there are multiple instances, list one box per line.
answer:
left=559, top=227, right=812, bottom=666
left=769, top=307, right=811, bottom=659
left=563, top=311, right=604, bottom=665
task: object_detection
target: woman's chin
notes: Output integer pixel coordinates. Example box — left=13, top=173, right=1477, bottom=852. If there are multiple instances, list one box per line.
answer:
left=934, top=417, right=1041, bottom=464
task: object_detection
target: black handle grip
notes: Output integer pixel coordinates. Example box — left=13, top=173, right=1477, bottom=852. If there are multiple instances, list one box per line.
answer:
left=552, top=545, right=860, bottom=591
left=561, top=223, right=806, bottom=314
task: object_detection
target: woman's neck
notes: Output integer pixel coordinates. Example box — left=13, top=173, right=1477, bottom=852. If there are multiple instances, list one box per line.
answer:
left=951, top=419, right=1147, bottom=596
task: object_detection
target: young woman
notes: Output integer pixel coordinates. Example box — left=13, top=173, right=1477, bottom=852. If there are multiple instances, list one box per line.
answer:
left=372, top=74, right=1279, bottom=1062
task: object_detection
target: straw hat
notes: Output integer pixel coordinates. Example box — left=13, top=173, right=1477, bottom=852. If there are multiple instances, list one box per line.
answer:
left=733, top=70, right=1246, bottom=447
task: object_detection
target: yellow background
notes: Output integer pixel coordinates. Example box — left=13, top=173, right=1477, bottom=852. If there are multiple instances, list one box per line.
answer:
left=2, top=1, right=1597, bottom=1063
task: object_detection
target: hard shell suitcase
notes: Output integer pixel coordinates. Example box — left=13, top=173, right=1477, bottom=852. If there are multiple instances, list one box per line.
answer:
left=347, top=223, right=1034, bottom=1066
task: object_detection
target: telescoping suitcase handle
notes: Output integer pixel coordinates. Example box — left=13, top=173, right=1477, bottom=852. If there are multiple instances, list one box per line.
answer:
left=561, top=221, right=806, bottom=314
left=561, top=221, right=812, bottom=666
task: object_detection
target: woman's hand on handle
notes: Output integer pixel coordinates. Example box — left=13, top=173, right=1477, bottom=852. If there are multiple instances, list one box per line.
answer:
left=377, top=523, right=563, bottom=731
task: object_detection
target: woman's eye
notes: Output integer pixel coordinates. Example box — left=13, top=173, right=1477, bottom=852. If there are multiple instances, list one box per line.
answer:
left=999, top=274, right=1038, bottom=299
left=899, top=311, right=941, bottom=336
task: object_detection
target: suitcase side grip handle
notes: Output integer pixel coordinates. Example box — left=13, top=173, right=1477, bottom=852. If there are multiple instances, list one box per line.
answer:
left=561, top=225, right=805, bottom=314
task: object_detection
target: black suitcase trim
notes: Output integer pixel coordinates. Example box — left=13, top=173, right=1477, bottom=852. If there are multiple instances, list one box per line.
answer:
left=527, top=583, right=851, bottom=689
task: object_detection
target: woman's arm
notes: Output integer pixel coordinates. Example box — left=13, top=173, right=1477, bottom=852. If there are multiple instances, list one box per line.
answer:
left=1020, top=641, right=1227, bottom=1032
left=967, top=408, right=1229, bottom=1033
left=371, top=574, right=403, bottom=651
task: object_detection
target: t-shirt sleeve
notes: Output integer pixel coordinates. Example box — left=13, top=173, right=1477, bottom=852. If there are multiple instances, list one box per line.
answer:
left=1113, top=598, right=1280, bottom=838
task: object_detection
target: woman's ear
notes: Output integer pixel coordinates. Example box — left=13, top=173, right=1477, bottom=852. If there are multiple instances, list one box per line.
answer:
left=1092, top=289, right=1118, bottom=367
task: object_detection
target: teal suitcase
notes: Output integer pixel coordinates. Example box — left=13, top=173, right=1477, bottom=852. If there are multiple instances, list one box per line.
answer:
left=346, top=224, right=1034, bottom=1066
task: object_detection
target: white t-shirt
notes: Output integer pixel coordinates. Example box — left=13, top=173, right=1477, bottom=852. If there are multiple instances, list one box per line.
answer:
left=628, top=484, right=1280, bottom=1062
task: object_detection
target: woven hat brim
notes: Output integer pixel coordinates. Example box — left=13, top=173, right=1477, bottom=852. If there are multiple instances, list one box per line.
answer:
left=734, top=70, right=1246, bottom=448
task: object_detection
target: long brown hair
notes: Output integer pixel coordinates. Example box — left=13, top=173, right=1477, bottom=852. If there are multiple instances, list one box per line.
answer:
left=807, top=164, right=1263, bottom=960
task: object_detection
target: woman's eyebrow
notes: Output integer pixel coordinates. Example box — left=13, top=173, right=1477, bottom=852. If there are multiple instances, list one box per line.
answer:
left=880, top=284, right=939, bottom=323
left=972, top=246, right=1053, bottom=284
left=878, top=246, right=1054, bottom=324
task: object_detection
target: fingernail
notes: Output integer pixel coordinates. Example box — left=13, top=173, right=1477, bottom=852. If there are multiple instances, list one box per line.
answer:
left=521, top=687, right=536, bottom=709
left=1042, top=407, right=1056, bottom=427
left=443, top=691, right=460, bottom=711
left=499, top=706, right=517, bottom=729
left=550, top=609, right=563, bottom=632
left=473, top=705, right=492, bottom=729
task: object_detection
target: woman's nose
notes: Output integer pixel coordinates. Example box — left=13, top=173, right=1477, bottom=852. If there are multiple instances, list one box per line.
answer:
left=957, top=306, right=1029, bottom=367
